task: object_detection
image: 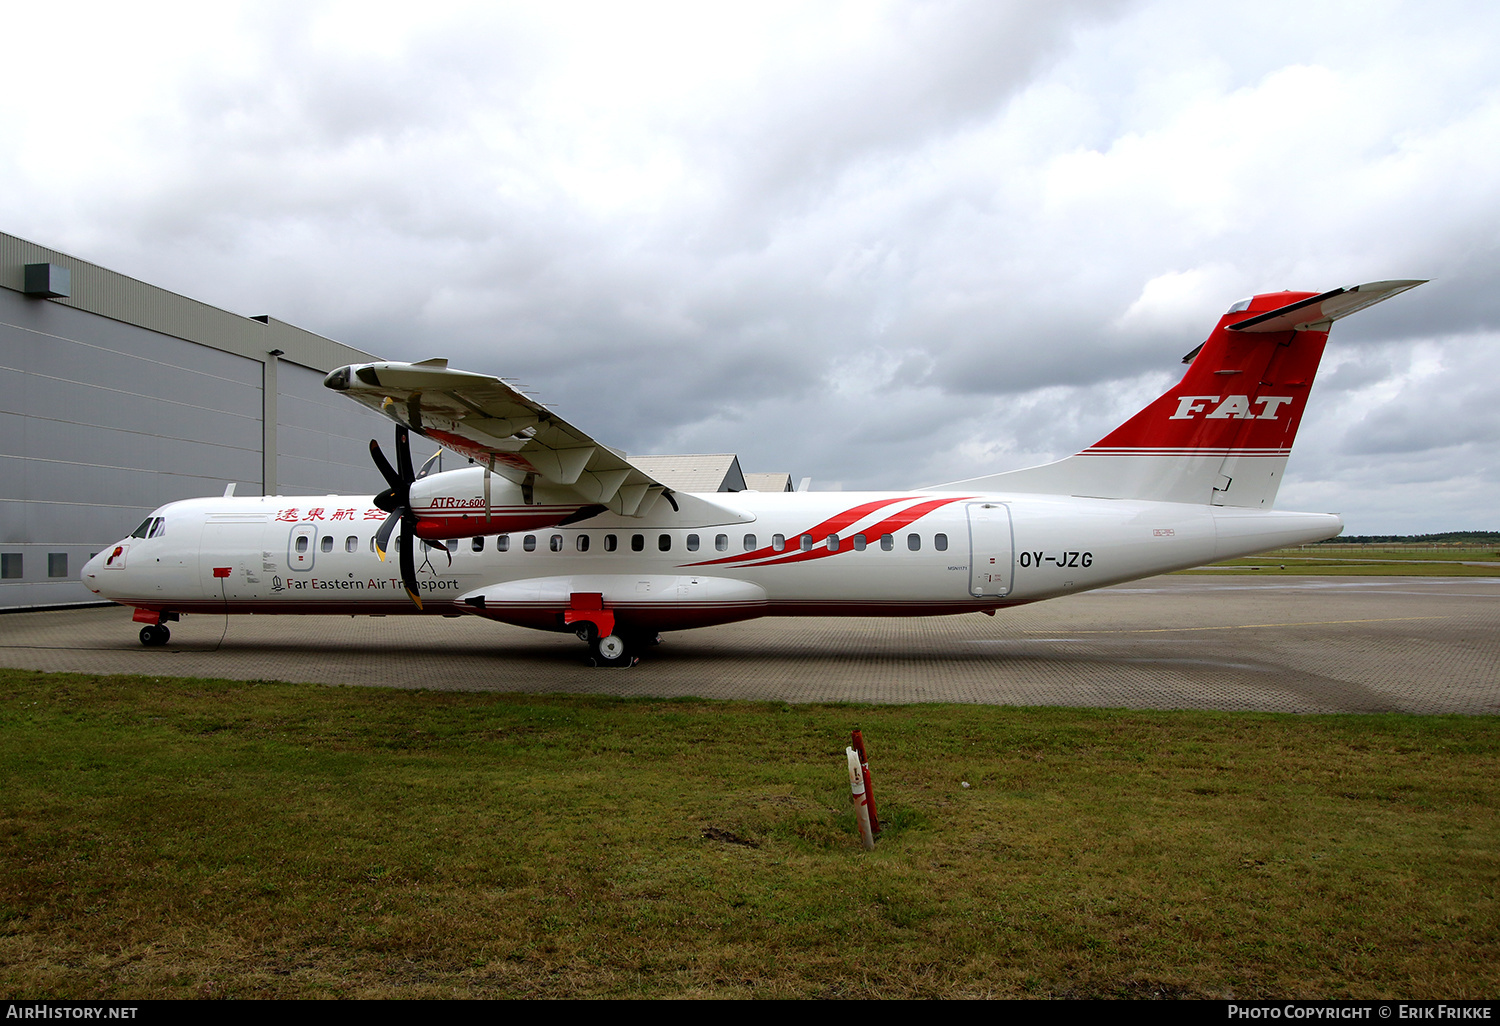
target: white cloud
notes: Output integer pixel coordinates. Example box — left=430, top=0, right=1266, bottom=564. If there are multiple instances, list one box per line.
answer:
left=1, top=0, right=1498, bottom=532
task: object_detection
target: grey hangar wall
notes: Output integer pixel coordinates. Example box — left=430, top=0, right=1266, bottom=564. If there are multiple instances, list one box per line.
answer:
left=0, top=231, right=389, bottom=611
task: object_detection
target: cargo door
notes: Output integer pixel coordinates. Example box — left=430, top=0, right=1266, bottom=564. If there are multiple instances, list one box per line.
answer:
left=200, top=515, right=271, bottom=601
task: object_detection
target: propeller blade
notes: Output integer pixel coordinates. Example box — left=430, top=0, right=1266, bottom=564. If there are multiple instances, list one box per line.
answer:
left=369, top=438, right=401, bottom=491
left=373, top=510, right=399, bottom=560
left=399, top=516, right=423, bottom=610
left=369, top=425, right=425, bottom=607
left=395, top=425, right=414, bottom=486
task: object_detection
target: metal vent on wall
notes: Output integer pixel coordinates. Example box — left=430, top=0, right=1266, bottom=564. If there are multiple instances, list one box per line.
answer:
left=23, top=263, right=70, bottom=298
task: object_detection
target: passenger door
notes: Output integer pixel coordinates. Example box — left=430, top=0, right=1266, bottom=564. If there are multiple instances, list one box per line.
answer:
left=966, top=502, right=1013, bottom=597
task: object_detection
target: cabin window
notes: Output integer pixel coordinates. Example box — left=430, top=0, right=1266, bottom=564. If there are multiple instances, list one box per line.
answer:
left=321, top=536, right=333, bottom=553
left=604, top=534, right=618, bottom=552
left=347, top=536, right=359, bottom=553
left=577, top=535, right=590, bottom=552
left=471, top=537, right=484, bottom=552
left=743, top=534, right=756, bottom=551
left=48, top=553, right=67, bottom=578
left=686, top=534, right=700, bottom=552
left=369, top=537, right=379, bottom=553
left=772, top=534, right=785, bottom=552
left=658, top=534, right=672, bottom=552
left=523, top=535, right=537, bottom=552
left=716, top=534, right=728, bottom=551
left=295, top=536, right=309, bottom=554
left=935, top=533, right=948, bottom=551
left=631, top=535, right=645, bottom=552
left=1, top=554, right=20, bottom=579
left=497, top=536, right=510, bottom=552
left=550, top=535, right=563, bottom=552
left=907, top=533, right=921, bottom=551
left=826, top=534, right=839, bottom=552
left=853, top=534, right=867, bottom=551
left=447, top=539, right=458, bottom=552
left=880, top=534, right=894, bottom=551
left=800, top=534, right=813, bottom=552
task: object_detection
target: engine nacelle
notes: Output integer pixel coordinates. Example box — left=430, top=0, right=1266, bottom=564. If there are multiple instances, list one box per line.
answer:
left=407, top=466, right=596, bottom=539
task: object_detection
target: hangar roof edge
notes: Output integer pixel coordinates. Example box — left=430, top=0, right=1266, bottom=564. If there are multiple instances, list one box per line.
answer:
left=0, top=229, right=379, bottom=372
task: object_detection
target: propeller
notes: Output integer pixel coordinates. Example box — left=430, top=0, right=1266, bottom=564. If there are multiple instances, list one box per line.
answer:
left=369, top=425, right=447, bottom=609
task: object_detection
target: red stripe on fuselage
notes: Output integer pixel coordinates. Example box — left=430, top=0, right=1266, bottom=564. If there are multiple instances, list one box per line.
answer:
left=736, top=496, right=973, bottom=568
left=685, top=495, right=973, bottom=570
left=683, top=497, right=910, bottom=568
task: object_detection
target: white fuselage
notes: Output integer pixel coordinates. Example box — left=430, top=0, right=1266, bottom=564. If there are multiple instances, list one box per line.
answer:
left=81, top=487, right=1340, bottom=634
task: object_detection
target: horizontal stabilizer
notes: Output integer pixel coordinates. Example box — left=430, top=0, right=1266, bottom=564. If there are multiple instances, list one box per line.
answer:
left=1229, top=280, right=1425, bottom=333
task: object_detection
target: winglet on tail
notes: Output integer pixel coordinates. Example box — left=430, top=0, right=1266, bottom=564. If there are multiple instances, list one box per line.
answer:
left=936, top=280, right=1425, bottom=508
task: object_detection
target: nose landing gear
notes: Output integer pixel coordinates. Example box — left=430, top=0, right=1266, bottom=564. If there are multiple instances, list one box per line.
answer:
left=133, top=609, right=178, bottom=647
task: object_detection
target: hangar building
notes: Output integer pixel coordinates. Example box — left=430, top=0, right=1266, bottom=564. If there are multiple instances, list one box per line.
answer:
left=1, top=230, right=796, bottom=613
left=1, top=231, right=388, bottom=611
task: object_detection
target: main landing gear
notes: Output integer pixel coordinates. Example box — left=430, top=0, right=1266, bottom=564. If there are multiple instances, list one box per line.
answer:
left=139, top=624, right=171, bottom=647
left=575, top=622, right=637, bottom=668
left=592, top=631, right=634, bottom=668
left=572, top=624, right=663, bottom=668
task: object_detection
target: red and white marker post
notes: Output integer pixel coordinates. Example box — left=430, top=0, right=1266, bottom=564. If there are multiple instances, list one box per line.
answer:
left=846, top=728, right=881, bottom=850
left=851, top=729, right=881, bottom=836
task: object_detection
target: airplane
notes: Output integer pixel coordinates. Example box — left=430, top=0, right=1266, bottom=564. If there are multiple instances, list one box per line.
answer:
left=81, top=280, right=1424, bottom=666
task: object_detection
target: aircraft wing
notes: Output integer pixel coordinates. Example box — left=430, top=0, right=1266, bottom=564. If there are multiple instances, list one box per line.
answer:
left=324, top=359, right=671, bottom=516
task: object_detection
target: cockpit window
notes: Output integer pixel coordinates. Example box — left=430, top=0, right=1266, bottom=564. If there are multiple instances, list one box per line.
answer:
left=131, top=517, right=165, bottom=539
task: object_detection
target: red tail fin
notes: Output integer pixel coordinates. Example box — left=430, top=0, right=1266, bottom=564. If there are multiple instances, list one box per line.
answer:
left=1088, top=289, right=1329, bottom=460
left=937, top=281, right=1424, bottom=507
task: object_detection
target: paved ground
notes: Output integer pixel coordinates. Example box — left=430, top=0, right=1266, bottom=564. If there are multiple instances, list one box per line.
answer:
left=2, top=575, right=1497, bottom=714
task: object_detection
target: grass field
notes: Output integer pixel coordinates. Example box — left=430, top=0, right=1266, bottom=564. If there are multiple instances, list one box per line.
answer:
left=1184, top=545, right=1500, bottom=576
left=2, top=669, right=1496, bottom=999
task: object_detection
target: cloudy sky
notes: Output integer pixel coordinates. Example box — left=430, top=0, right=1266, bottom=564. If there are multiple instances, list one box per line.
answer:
left=3, top=0, right=1497, bottom=534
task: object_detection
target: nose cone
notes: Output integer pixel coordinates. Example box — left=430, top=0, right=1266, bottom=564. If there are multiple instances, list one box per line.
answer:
left=80, top=551, right=104, bottom=594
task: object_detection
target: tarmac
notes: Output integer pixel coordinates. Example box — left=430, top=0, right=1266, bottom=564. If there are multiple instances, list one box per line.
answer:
left=2, top=575, right=1497, bottom=714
